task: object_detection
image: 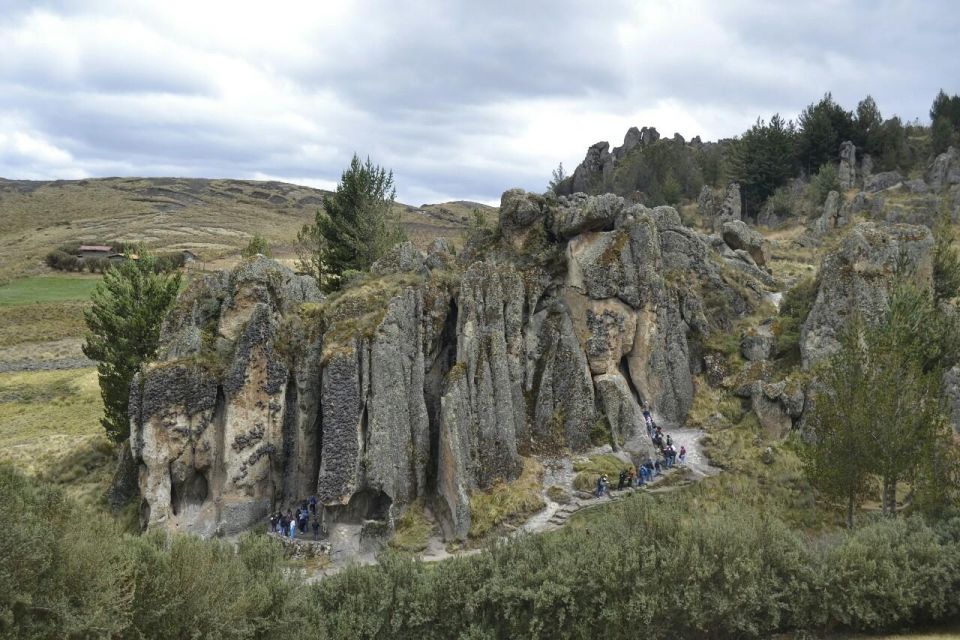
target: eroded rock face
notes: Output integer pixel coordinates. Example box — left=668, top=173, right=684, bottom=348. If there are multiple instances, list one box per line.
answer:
left=865, top=171, right=903, bottom=193
left=722, top=220, right=768, bottom=266
left=134, top=191, right=773, bottom=541
left=928, top=147, right=960, bottom=193
left=800, top=222, right=934, bottom=368
left=839, top=141, right=857, bottom=190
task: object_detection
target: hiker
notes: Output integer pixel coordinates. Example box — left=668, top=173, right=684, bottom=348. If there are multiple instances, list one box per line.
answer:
left=277, top=512, right=286, bottom=535
left=626, top=468, right=635, bottom=487
left=666, top=434, right=672, bottom=447
left=679, top=446, right=687, bottom=465
left=653, top=433, right=663, bottom=449
left=617, top=470, right=627, bottom=491
left=638, top=464, right=649, bottom=485
left=288, top=513, right=296, bottom=540
left=299, top=508, right=309, bottom=534
left=269, top=513, right=277, bottom=533
left=311, top=517, right=320, bottom=541
left=309, top=495, right=318, bottom=515
left=654, top=460, right=662, bottom=476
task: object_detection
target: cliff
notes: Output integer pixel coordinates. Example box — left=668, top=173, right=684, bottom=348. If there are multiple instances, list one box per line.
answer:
left=130, top=189, right=773, bottom=540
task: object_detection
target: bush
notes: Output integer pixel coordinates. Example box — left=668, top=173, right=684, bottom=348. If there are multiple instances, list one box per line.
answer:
left=776, top=276, right=819, bottom=358
left=4, top=465, right=960, bottom=639
left=808, top=163, right=840, bottom=204
left=241, top=234, right=272, bottom=258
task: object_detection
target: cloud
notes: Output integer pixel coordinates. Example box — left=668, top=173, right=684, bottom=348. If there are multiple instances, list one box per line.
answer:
left=0, top=0, right=957, bottom=204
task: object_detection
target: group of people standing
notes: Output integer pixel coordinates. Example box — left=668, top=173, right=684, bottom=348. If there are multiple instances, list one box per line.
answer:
left=594, top=405, right=687, bottom=498
left=270, top=496, right=321, bottom=541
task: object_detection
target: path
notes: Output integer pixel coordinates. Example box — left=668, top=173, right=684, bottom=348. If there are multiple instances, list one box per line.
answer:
left=304, top=425, right=719, bottom=576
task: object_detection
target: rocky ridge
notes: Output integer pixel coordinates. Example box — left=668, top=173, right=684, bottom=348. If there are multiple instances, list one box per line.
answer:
left=130, top=189, right=773, bottom=541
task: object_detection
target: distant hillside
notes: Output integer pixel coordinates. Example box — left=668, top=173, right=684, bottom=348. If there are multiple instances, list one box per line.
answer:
left=0, top=177, right=496, bottom=282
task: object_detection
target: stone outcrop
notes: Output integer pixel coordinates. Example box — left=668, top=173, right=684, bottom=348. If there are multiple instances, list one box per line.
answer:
left=800, top=222, right=934, bottom=368
left=927, top=147, right=960, bottom=193
left=698, top=183, right=742, bottom=231
left=721, top=220, right=768, bottom=266
left=865, top=170, right=903, bottom=193
left=839, top=141, right=856, bottom=190
left=556, top=125, right=667, bottom=197
left=132, top=190, right=773, bottom=542
left=740, top=322, right=775, bottom=362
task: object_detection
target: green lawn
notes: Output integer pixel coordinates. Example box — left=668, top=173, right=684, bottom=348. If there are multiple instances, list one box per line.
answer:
left=0, top=275, right=100, bottom=305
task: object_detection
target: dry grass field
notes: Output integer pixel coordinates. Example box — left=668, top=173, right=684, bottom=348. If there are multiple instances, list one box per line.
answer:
left=0, top=176, right=495, bottom=283
left=0, top=176, right=495, bottom=511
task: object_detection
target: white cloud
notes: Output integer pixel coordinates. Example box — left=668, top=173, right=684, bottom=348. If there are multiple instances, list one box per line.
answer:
left=0, top=0, right=957, bottom=203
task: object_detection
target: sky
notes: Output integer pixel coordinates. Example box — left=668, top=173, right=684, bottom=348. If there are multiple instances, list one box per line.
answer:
left=0, top=1, right=958, bottom=205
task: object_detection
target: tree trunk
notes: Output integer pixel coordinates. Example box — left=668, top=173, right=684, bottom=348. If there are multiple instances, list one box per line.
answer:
left=846, top=493, right=854, bottom=529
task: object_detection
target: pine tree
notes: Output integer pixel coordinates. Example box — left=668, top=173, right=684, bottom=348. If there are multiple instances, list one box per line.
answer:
left=802, top=321, right=874, bottom=528
left=797, top=93, right=856, bottom=174
left=298, top=154, right=405, bottom=291
left=728, top=114, right=797, bottom=217
left=83, top=252, right=181, bottom=442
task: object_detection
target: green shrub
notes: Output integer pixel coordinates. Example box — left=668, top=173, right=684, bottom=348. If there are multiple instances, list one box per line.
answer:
left=241, top=233, right=272, bottom=258
left=3, top=463, right=960, bottom=639
left=808, top=162, right=840, bottom=204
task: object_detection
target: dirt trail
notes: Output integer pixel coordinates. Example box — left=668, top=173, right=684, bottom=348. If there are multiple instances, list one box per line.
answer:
left=308, top=426, right=718, bottom=577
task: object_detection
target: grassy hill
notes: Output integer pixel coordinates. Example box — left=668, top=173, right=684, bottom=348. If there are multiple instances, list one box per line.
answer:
left=0, top=176, right=497, bottom=283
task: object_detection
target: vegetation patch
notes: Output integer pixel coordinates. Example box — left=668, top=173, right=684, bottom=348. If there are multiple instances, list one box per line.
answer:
left=0, top=276, right=100, bottom=306
left=572, top=453, right=633, bottom=492
left=468, top=457, right=545, bottom=538
left=389, top=500, right=434, bottom=553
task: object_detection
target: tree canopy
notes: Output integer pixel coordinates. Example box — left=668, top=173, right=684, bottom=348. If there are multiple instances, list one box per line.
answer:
left=83, top=252, right=181, bottom=442
left=728, top=114, right=797, bottom=218
left=298, top=154, right=405, bottom=290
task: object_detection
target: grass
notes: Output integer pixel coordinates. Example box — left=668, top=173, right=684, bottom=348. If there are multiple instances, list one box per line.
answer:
left=571, top=453, right=634, bottom=492
left=0, top=275, right=100, bottom=305
left=0, top=301, right=89, bottom=346
left=0, top=177, right=480, bottom=284
left=389, top=499, right=434, bottom=552
left=0, top=368, right=115, bottom=511
left=0, top=368, right=103, bottom=468
left=468, top=457, right=545, bottom=539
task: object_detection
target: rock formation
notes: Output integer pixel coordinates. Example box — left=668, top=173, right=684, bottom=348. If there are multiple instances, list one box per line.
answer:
left=800, top=222, right=934, bottom=368
left=839, top=141, right=857, bottom=190
left=812, top=190, right=846, bottom=235
left=927, top=147, right=960, bottom=193
left=865, top=170, right=903, bottom=193
left=698, top=183, right=742, bottom=231
left=131, top=190, right=772, bottom=541
left=557, top=126, right=667, bottom=197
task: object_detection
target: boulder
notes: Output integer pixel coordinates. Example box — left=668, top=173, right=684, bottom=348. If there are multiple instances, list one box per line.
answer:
left=499, top=189, right=547, bottom=248
left=740, top=323, right=775, bottom=361
left=903, top=179, right=929, bottom=195
left=425, top=237, right=454, bottom=270
left=370, top=241, right=427, bottom=277
left=865, top=170, right=903, bottom=193
left=801, top=222, right=934, bottom=367
left=721, top=219, right=768, bottom=266
left=927, top=147, right=960, bottom=192
left=839, top=140, right=857, bottom=190
left=714, top=183, right=742, bottom=231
